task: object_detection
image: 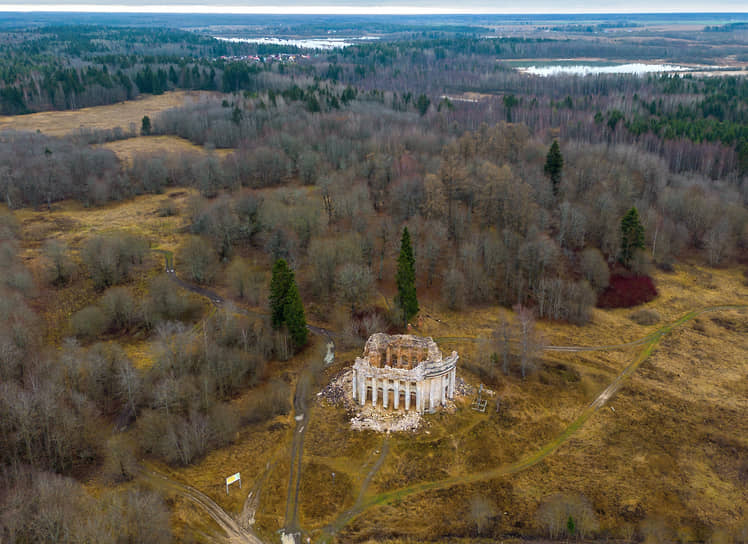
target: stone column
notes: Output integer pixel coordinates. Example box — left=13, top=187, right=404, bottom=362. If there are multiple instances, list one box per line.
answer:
left=371, top=376, right=377, bottom=406
left=449, top=370, right=455, bottom=398
left=393, top=380, right=400, bottom=409
left=382, top=379, right=388, bottom=408
left=352, top=370, right=357, bottom=401
left=415, top=382, right=422, bottom=413
left=359, top=373, right=366, bottom=406
left=428, top=379, right=435, bottom=412
left=405, top=381, right=411, bottom=411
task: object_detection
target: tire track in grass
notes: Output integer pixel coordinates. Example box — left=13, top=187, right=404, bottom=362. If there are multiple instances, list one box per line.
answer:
left=140, top=465, right=263, bottom=544
left=319, top=305, right=746, bottom=542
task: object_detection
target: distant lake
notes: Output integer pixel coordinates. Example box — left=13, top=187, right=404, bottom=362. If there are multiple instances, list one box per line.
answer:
left=214, top=36, right=379, bottom=49
left=517, top=63, right=692, bottom=76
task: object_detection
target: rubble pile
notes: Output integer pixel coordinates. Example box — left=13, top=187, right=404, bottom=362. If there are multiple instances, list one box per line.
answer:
left=318, top=365, right=472, bottom=433
left=350, top=408, right=422, bottom=432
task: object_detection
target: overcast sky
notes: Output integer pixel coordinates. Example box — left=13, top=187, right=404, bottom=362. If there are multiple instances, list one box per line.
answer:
left=0, top=0, right=746, bottom=13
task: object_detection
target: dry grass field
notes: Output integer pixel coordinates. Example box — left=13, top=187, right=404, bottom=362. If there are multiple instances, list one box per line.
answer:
left=0, top=91, right=215, bottom=136
left=12, top=190, right=200, bottom=344
left=148, top=259, right=746, bottom=542
left=321, top=267, right=747, bottom=542
left=15, top=190, right=195, bottom=253
left=100, top=135, right=233, bottom=164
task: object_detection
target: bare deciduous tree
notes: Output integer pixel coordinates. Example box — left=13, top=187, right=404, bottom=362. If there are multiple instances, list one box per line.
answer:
left=514, top=305, right=544, bottom=379
left=179, top=236, right=218, bottom=285
left=536, top=493, right=599, bottom=540
left=336, top=262, right=374, bottom=312
left=42, top=239, right=75, bottom=286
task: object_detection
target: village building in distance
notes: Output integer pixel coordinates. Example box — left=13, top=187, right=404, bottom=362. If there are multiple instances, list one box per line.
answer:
left=352, top=333, right=458, bottom=414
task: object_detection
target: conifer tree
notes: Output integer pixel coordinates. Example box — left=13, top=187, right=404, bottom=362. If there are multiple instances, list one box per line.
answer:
left=544, top=140, right=563, bottom=196
left=269, top=258, right=308, bottom=350
left=269, top=258, right=292, bottom=329
left=283, top=280, right=308, bottom=348
left=395, top=227, right=418, bottom=326
left=620, top=207, right=645, bottom=268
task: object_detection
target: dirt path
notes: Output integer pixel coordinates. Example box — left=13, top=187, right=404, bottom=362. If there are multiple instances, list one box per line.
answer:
left=154, top=250, right=337, bottom=543
left=283, top=341, right=331, bottom=537
left=141, top=466, right=264, bottom=544
left=320, top=438, right=390, bottom=541
left=283, top=382, right=309, bottom=533
left=319, top=305, right=747, bottom=542
left=238, top=462, right=275, bottom=530
left=353, top=439, right=390, bottom=509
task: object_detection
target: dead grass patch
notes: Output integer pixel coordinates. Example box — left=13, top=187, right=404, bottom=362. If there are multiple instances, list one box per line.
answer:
left=0, top=91, right=215, bottom=136
left=100, top=135, right=233, bottom=165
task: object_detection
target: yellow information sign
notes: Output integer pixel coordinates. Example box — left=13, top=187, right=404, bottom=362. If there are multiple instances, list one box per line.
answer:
left=225, top=472, right=241, bottom=494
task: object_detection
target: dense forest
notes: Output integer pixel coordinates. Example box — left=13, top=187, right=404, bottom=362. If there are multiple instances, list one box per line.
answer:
left=2, top=24, right=747, bottom=179
left=0, top=16, right=747, bottom=544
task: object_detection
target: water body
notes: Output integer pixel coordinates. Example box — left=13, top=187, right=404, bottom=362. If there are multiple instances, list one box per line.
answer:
left=518, top=63, right=692, bottom=76
left=215, top=36, right=379, bottom=49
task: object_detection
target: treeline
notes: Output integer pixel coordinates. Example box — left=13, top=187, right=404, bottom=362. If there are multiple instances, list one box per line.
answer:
left=3, top=90, right=745, bottom=315
left=0, top=132, right=122, bottom=207
left=0, top=25, right=285, bottom=114
left=2, top=23, right=747, bottom=186
left=118, top=96, right=745, bottom=323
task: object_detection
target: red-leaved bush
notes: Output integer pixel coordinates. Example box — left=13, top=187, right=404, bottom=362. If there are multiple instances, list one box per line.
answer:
left=597, top=275, right=658, bottom=308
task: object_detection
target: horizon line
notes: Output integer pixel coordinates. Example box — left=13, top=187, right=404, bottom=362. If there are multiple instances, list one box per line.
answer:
left=1, top=5, right=747, bottom=15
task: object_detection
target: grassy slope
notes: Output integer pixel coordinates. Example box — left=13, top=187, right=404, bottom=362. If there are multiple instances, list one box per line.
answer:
left=0, top=91, right=213, bottom=136
left=316, top=269, right=747, bottom=542
left=154, top=261, right=746, bottom=543
left=100, top=135, right=233, bottom=165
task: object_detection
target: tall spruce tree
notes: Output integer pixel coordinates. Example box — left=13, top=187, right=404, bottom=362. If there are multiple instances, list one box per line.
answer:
left=620, top=207, right=645, bottom=268
left=395, top=227, right=418, bottom=326
left=544, top=140, right=563, bottom=196
left=270, top=258, right=292, bottom=329
left=270, top=259, right=309, bottom=349
left=269, top=258, right=308, bottom=350
left=283, top=280, right=308, bottom=348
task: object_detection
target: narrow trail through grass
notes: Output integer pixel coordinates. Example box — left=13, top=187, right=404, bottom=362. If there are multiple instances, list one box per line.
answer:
left=140, top=464, right=262, bottom=544
left=319, top=304, right=746, bottom=542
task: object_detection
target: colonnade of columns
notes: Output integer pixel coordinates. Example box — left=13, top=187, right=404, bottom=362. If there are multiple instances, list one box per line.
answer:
left=352, top=370, right=456, bottom=414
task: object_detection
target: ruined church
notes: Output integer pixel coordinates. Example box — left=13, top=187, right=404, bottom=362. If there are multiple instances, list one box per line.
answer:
left=352, top=333, right=458, bottom=413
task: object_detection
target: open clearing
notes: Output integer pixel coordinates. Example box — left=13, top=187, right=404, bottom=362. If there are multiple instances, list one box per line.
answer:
left=0, top=91, right=215, bottom=135
left=156, top=261, right=746, bottom=543
left=100, top=135, right=234, bottom=163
